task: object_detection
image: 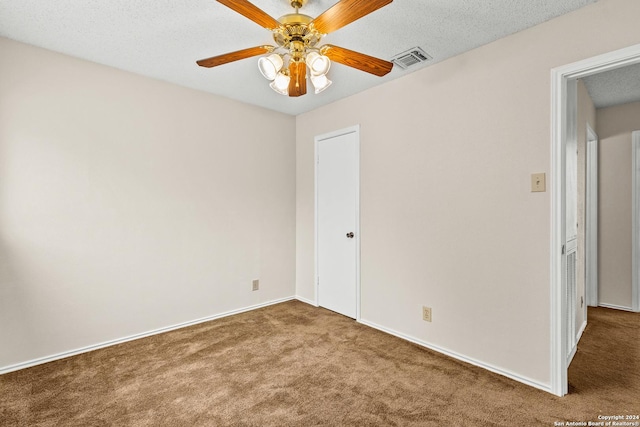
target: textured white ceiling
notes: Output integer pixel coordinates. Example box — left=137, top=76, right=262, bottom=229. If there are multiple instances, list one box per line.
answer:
left=0, top=0, right=599, bottom=115
left=582, top=63, right=640, bottom=109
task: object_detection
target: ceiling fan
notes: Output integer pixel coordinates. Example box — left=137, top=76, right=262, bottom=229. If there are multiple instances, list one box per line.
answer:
left=196, top=0, right=394, bottom=97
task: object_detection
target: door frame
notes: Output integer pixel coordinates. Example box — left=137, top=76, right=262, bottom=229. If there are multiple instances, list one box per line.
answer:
left=585, top=124, right=598, bottom=307
left=551, top=43, right=640, bottom=397
left=633, top=131, right=640, bottom=312
left=314, top=125, right=361, bottom=320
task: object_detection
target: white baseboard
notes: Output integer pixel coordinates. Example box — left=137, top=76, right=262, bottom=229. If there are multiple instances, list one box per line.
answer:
left=295, top=295, right=318, bottom=307
left=0, top=296, right=295, bottom=375
left=1, top=296, right=554, bottom=395
left=598, top=303, right=635, bottom=312
left=358, top=318, right=552, bottom=394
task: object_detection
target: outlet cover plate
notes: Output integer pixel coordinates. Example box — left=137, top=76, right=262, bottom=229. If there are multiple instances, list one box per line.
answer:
left=422, top=306, right=432, bottom=322
left=252, top=279, right=259, bottom=291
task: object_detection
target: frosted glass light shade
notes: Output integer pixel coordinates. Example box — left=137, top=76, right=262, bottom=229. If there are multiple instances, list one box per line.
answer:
left=306, top=51, right=330, bottom=76
left=258, top=54, right=284, bottom=80
left=270, top=72, right=290, bottom=95
left=310, top=74, right=332, bottom=94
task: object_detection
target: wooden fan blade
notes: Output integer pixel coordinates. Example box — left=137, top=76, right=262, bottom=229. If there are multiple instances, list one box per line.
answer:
left=196, top=45, right=275, bottom=68
left=311, top=0, right=393, bottom=34
left=217, top=0, right=281, bottom=30
left=288, top=61, right=307, bottom=97
left=321, top=45, right=393, bottom=77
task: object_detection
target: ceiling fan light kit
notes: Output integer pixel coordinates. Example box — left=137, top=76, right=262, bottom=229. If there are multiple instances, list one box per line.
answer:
left=310, top=74, right=332, bottom=94
left=306, top=51, right=331, bottom=76
left=258, top=53, right=284, bottom=80
left=270, top=72, right=291, bottom=95
left=197, top=0, right=395, bottom=98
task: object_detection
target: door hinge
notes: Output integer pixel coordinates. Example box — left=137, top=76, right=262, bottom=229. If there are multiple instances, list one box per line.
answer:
left=562, top=244, right=566, bottom=255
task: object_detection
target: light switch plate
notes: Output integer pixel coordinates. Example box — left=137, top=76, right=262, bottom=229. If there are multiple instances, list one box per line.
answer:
left=531, top=173, right=546, bottom=192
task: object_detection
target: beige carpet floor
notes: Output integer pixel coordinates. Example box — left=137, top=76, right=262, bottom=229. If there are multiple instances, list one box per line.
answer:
left=1, top=301, right=638, bottom=426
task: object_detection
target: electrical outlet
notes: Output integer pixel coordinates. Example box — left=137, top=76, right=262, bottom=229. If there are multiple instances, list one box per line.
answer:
left=252, top=279, right=259, bottom=291
left=422, top=306, right=432, bottom=322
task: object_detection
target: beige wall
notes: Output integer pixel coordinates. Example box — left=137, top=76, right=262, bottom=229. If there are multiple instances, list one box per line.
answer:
left=0, top=38, right=296, bottom=370
left=576, top=79, right=597, bottom=332
left=597, top=101, right=640, bottom=308
left=296, top=0, right=640, bottom=388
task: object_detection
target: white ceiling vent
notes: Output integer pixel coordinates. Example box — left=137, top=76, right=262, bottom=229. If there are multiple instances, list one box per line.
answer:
left=392, top=47, right=432, bottom=70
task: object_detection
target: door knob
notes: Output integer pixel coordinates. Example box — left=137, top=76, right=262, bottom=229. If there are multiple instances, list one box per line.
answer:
left=346, top=232, right=354, bottom=238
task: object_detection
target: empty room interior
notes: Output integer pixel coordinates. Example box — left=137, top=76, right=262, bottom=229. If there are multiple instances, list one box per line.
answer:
left=1, top=0, right=639, bottom=425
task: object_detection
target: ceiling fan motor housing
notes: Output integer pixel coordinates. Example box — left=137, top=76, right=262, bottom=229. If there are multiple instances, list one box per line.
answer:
left=274, top=13, right=323, bottom=60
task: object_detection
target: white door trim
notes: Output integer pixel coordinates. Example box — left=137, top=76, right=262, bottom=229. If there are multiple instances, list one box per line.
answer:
left=551, top=43, right=640, bottom=397
left=633, top=131, right=640, bottom=312
left=585, top=125, right=598, bottom=307
left=314, top=125, right=361, bottom=320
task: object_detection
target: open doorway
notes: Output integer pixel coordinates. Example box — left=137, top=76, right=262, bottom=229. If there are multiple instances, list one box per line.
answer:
left=582, top=64, right=640, bottom=313
left=584, top=99, right=640, bottom=312
left=550, top=43, right=640, bottom=397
